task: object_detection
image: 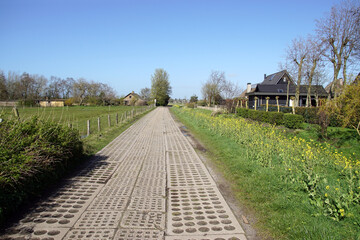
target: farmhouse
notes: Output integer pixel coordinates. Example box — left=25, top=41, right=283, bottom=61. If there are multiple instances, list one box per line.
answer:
left=245, top=70, right=328, bottom=108
left=123, top=91, right=141, bottom=106
left=0, top=101, right=17, bottom=107
left=39, top=99, right=65, bottom=107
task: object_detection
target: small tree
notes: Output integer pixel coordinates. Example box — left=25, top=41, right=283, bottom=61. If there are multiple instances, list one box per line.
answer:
left=151, top=69, right=172, bottom=106
left=189, top=95, right=198, bottom=103
left=332, top=82, right=360, bottom=135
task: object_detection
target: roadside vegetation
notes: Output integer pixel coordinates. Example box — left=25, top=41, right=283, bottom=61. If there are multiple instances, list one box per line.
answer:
left=171, top=106, right=360, bottom=239
left=0, top=116, right=83, bottom=225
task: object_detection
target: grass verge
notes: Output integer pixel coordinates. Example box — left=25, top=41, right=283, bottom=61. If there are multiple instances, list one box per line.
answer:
left=171, top=107, right=360, bottom=240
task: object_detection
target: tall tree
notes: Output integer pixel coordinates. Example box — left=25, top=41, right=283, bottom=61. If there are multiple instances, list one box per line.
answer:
left=151, top=69, right=172, bottom=106
left=304, top=37, right=325, bottom=107
left=287, top=37, right=309, bottom=107
left=73, top=78, right=89, bottom=105
left=316, top=0, right=360, bottom=89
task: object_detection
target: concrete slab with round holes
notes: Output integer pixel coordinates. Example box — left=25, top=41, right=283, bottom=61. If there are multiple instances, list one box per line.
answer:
left=0, top=107, right=246, bottom=240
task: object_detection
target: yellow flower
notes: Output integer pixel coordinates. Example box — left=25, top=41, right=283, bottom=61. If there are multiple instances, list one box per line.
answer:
left=325, top=193, right=328, bottom=197
left=326, top=185, right=330, bottom=190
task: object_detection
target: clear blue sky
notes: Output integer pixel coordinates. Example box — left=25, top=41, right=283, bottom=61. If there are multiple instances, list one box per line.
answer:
left=0, top=0, right=338, bottom=99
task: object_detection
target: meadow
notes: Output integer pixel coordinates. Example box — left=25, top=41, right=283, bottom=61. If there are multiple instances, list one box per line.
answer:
left=0, top=105, right=150, bottom=136
left=171, top=106, right=360, bottom=239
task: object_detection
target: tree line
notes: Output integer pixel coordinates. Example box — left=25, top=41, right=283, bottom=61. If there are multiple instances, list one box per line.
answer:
left=280, top=0, right=359, bottom=107
left=0, top=70, right=117, bottom=105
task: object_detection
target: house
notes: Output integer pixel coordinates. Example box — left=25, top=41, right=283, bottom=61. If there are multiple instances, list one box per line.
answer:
left=245, top=70, right=328, bottom=108
left=123, top=91, right=141, bottom=106
left=39, top=99, right=65, bottom=107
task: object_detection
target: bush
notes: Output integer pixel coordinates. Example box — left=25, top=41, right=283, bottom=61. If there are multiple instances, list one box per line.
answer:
left=236, top=108, right=250, bottom=118
left=283, top=113, right=304, bottom=129
left=186, top=103, right=195, bottom=108
left=295, top=107, right=319, bottom=124
left=237, top=108, right=303, bottom=128
left=197, top=100, right=207, bottom=106
left=64, top=98, right=75, bottom=106
left=0, top=117, right=84, bottom=226
left=268, top=112, right=284, bottom=125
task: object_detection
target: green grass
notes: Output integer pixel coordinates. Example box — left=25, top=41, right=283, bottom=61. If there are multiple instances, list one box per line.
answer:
left=171, top=107, right=360, bottom=240
left=0, top=105, right=149, bottom=136
left=293, top=123, right=360, bottom=161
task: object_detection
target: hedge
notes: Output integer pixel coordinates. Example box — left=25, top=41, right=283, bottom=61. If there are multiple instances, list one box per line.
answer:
left=236, top=108, right=304, bottom=129
left=0, top=117, right=84, bottom=226
left=283, top=113, right=304, bottom=129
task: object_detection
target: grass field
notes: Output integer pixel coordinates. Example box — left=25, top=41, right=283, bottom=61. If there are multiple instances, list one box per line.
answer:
left=0, top=105, right=150, bottom=136
left=171, top=107, right=360, bottom=240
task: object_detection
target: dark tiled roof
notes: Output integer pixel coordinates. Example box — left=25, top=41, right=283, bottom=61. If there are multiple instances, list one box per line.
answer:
left=261, top=70, right=294, bottom=85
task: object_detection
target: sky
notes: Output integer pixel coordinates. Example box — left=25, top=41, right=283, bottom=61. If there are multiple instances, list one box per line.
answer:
left=0, top=0, right=339, bottom=99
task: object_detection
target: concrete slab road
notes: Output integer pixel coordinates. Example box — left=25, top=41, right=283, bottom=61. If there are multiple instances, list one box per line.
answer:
left=1, top=107, right=247, bottom=240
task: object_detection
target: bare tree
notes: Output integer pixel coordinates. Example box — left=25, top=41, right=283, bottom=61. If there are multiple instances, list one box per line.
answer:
left=73, top=78, right=89, bottom=105
left=316, top=0, right=360, bottom=89
left=62, top=78, right=75, bottom=99
left=140, top=87, right=151, bottom=101
left=304, top=36, right=325, bottom=107
left=201, top=71, right=226, bottom=106
left=287, top=37, right=309, bottom=107
left=32, top=74, right=48, bottom=100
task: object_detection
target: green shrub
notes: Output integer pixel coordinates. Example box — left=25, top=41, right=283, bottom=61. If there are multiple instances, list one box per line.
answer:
left=186, top=103, right=195, bottom=108
left=268, top=111, right=284, bottom=125
left=283, top=113, right=304, bottom=129
left=0, top=117, right=84, bottom=226
left=295, top=107, right=319, bottom=124
left=197, top=100, right=207, bottom=106
left=236, top=108, right=250, bottom=118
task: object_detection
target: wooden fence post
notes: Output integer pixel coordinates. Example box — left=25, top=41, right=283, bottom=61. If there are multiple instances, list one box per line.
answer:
left=87, top=120, right=91, bottom=136
left=13, top=107, right=20, bottom=120
left=116, top=113, right=118, bottom=124
left=98, top=117, right=101, bottom=132
left=108, top=114, right=111, bottom=127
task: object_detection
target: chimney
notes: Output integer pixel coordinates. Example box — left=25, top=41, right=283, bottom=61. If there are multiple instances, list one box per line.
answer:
left=247, top=83, right=251, bottom=93
left=132, top=91, right=134, bottom=94
left=264, top=74, right=267, bottom=80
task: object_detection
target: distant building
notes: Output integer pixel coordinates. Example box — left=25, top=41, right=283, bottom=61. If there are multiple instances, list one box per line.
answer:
left=245, top=70, right=328, bottom=108
left=123, top=91, right=141, bottom=106
left=0, top=101, right=17, bottom=107
left=39, top=99, right=65, bottom=107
